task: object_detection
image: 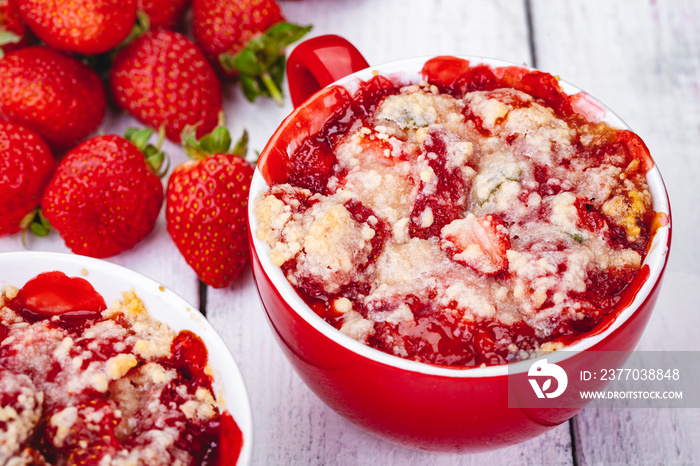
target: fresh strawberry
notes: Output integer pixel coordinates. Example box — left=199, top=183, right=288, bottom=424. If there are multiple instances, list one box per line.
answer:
left=110, top=30, right=222, bottom=142
left=17, top=0, right=137, bottom=55
left=0, top=46, right=106, bottom=152
left=0, top=0, right=31, bottom=56
left=166, top=123, right=253, bottom=287
left=192, top=0, right=310, bottom=104
left=41, top=129, right=165, bottom=258
left=137, top=0, right=191, bottom=30
left=0, top=121, right=55, bottom=237
left=440, top=213, right=510, bottom=275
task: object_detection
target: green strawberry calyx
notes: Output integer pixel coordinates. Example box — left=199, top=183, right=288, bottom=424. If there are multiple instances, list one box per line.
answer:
left=120, top=10, right=151, bottom=51
left=219, top=22, right=312, bottom=106
left=0, top=31, right=21, bottom=45
left=125, top=126, right=169, bottom=178
left=116, top=10, right=151, bottom=55
left=20, top=208, right=52, bottom=250
left=20, top=209, right=51, bottom=239
left=0, top=31, right=21, bottom=59
left=181, top=113, right=248, bottom=160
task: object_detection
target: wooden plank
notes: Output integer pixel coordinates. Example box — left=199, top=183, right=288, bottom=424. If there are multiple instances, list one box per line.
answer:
left=530, top=0, right=700, bottom=463
left=280, top=0, right=533, bottom=66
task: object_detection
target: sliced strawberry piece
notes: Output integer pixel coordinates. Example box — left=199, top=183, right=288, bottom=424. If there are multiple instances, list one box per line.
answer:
left=615, top=130, right=654, bottom=173
left=169, top=330, right=209, bottom=384
left=420, top=56, right=472, bottom=95
left=7, top=271, right=107, bottom=323
left=574, top=197, right=608, bottom=233
left=440, top=213, right=510, bottom=275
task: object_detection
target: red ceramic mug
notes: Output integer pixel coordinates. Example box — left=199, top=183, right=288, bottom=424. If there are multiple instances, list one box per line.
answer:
left=247, top=35, right=672, bottom=452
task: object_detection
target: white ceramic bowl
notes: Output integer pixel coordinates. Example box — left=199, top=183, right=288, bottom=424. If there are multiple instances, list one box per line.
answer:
left=0, top=251, right=253, bottom=464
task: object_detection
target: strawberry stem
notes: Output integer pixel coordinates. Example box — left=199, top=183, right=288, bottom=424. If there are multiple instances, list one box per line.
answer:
left=232, top=130, right=248, bottom=158
left=125, top=127, right=169, bottom=177
left=20, top=209, right=52, bottom=250
left=220, top=22, right=311, bottom=104
left=119, top=10, right=151, bottom=51
left=261, top=71, right=284, bottom=106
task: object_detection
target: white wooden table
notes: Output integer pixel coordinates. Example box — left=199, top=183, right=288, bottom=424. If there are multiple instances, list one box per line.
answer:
left=2, top=0, right=699, bottom=464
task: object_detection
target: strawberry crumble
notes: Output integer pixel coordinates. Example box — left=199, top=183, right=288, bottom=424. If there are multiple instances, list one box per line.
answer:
left=0, top=272, right=241, bottom=465
left=254, top=60, right=656, bottom=367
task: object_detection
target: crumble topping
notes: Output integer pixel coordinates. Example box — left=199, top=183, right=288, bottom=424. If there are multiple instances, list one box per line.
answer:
left=0, top=286, right=226, bottom=465
left=255, top=69, right=655, bottom=367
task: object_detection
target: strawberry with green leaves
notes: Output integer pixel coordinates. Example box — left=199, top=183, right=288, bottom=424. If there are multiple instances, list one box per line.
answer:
left=192, top=0, right=310, bottom=104
left=17, top=0, right=137, bottom=55
left=110, top=30, right=222, bottom=142
left=0, top=46, right=106, bottom=152
left=166, top=122, right=254, bottom=287
left=40, top=129, right=166, bottom=258
left=0, top=121, right=55, bottom=237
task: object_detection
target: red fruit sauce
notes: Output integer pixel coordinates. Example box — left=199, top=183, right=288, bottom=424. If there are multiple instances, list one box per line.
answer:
left=409, top=130, right=471, bottom=239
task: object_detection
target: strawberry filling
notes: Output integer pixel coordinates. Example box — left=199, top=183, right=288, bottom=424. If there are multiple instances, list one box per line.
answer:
left=255, top=64, right=656, bottom=367
left=409, top=130, right=471, bottom=239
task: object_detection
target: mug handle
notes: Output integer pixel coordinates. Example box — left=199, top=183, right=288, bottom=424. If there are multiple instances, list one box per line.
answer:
left=287, top=35, right=369, bottom=108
